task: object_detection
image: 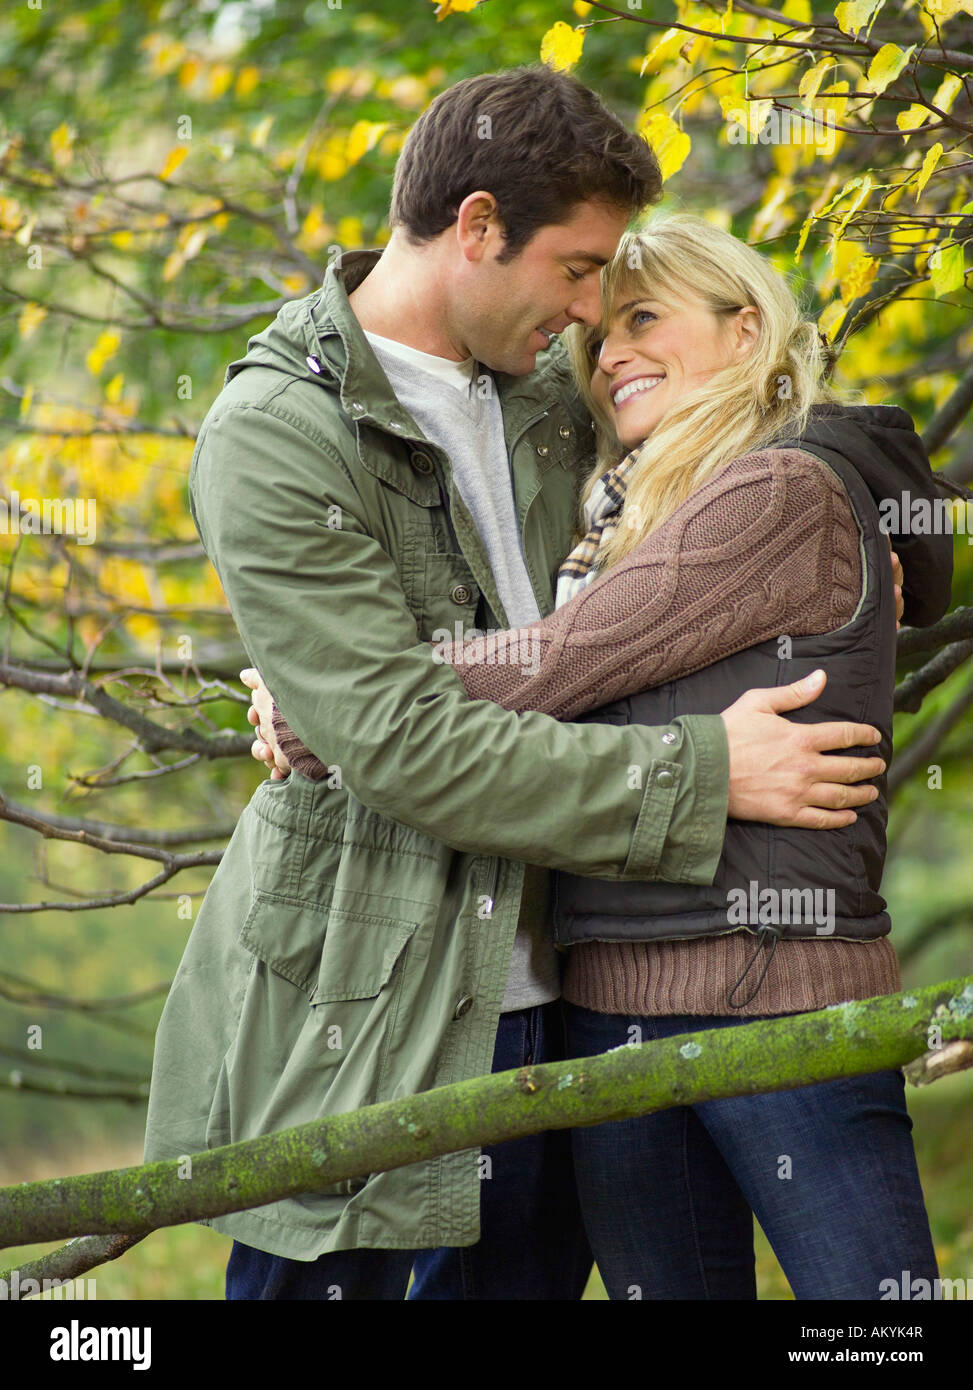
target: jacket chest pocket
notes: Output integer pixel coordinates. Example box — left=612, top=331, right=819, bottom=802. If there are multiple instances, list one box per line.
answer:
left=398, top=523, right=481, bottom=640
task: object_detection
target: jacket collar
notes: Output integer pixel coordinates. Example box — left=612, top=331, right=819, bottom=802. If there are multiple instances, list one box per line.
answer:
left=312, top=248, right=573, bottom=439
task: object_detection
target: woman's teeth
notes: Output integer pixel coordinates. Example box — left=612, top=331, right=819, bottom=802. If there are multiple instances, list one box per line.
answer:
left=613, top=376, right=664, bottom=407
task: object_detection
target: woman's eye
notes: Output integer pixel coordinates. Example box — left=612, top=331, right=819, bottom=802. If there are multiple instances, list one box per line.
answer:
left=632, top=309, right=657, bottom=326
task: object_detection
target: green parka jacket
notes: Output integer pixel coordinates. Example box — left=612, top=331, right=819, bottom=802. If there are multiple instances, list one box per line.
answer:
left=142, top=250, right=730, bottom=1259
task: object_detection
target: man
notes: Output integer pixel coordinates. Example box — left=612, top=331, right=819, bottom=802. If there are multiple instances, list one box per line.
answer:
left=143, top=66, right=892, bottom=1300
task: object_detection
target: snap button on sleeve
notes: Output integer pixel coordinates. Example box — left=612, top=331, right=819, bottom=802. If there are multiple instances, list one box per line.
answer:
left=452, top=995, right=474, bottom=1020
left=656, top=769, right=675, bottom=788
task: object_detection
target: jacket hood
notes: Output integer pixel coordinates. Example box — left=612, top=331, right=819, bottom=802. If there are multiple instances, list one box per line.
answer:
left=797, top=402, right=953, bottom=629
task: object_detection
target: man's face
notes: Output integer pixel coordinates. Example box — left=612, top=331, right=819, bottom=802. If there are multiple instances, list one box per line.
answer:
left=452, top=200, right=631, bottom=376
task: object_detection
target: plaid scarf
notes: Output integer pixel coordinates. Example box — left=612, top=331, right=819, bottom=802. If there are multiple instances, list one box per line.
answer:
left=555, top=445, right=641, bottom=607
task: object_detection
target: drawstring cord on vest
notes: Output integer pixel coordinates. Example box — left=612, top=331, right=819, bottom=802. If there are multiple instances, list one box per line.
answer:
left=727, top=924, right=783, bottom=1010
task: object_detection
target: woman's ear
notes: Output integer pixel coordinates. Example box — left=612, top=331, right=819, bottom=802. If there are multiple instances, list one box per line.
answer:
left=731, top=305, right=761, bottom=359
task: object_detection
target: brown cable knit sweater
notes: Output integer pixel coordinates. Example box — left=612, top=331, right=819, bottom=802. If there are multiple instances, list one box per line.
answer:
left=271, top=447, right=900, bottom=1016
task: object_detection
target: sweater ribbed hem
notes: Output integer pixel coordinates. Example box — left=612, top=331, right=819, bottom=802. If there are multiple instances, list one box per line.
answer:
left=561, top=934, right=901, bottom=1017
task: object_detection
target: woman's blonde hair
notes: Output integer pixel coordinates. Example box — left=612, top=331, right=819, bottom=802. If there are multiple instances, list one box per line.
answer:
left=564, top=212, right=843, bottom=570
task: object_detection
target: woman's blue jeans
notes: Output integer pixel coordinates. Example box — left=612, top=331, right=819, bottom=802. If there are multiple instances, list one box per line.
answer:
left=563, top=1002, right=939, bottom=1301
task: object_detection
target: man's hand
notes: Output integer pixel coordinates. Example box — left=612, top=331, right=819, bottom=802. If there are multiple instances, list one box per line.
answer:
left=240, top=668, right=291, bottom=780
left=721, top=669, right=885, bottom=828
left=889, top=535, right=904, bottom=630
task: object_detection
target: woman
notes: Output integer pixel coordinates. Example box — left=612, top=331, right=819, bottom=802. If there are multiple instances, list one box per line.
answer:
left=252, top=213, right=952, bottom=1298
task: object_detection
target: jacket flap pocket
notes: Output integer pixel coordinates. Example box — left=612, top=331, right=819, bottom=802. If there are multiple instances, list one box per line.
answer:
left=239, top=891, right=328, bottom=994
left=312, top=908, right=417, bottom=1004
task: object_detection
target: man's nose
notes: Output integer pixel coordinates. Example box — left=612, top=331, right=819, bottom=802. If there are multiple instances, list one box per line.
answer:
left=567, top=276, right=604, bottom=327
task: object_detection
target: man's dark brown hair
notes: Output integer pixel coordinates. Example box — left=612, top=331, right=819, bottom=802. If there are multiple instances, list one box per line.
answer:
left=389, top=66, right=662, bottom=261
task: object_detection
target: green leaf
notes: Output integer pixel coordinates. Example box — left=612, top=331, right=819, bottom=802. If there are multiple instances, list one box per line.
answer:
left=929, top=241, right=966, bottom=297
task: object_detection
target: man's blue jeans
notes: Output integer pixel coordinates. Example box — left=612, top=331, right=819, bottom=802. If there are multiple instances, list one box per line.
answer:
left=225, top=1000, right=592, bottom=1299
left=563, top=1002, right=939, bottom=1301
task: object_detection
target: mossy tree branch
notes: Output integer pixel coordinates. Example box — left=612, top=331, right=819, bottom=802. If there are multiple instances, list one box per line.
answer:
left=1, top=976, right=971, bottom=1287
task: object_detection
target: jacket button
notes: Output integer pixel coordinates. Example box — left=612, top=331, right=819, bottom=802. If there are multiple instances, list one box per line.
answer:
left=536, top=444, right=549, bottom=457
left=305, top=355, right=323, bottom=374
left=450, top=584, right=473, bottom=605
left=411, top=451, right=434, bottom=474
left=559, top=425, right=571, bottom=438
left=351, top=401, right=364, bottom=414
left=661, top=731, right=676, bottom=745
left=452, top=995, right=475, bottom=1020
left=656, top=769, right=675, bottom=788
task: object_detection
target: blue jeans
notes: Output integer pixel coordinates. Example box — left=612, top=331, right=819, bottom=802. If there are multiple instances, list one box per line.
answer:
left=563, top=1003, right=938, bottom=1301
left=225, top=1000, right=592, bottom=1299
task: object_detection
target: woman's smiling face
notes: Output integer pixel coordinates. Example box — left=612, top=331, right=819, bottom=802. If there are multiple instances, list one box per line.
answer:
left=590, top=289, right=757, bottom=449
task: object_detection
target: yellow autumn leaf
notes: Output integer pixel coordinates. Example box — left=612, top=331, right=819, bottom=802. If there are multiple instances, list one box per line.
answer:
left=432, top=0, right=482, bottom=18
left=798, top=57, right=835, bottom=103
left=336, top=215, right=365, bottom=246
left=573, top=0, right=593, bottom=14
left=110, top=229, right=134, bottom=250
left=931, top=74, right=963, bottom=115
left=346, top=120, right=389, bottom=166
left=642, top=28, right=685, bottom=76
left=86, top=331, right=121, bottom=376
left=816, top=80, right=850, bottom=124
left=925, top=0, right=972, bottom=20
left=236, top=65, right=260, bottom=98
left=18, top=303, right=47, bottom=340
left=384, top=75, right=428, bottom=110
left=105, top=373, right=125, bottom=404
left=896, top=105, right=929, bottom=137
left=818, top=299, right=848, bottom=340
left=158, top=146, right=188, bottom=181
left=149, top=39, right=185, bottom=76
left=18, top=384, right=34, bottom=420
left=326, top=68, right=355, bottom=93
left=318, top=150, right=347, bottom=181
left=834, top=0, right=883, bottom=35
left=637, top=111, right=691, bottom=182
left=831, top=174, right=873, bottom=250
left=281, top=273, right=311, bottom=295
left=541, top=22, right=585, bottom=72
left=178, top=58, right=201, bottom=90
left=207, top=63, right=234, bottom=99
left=250, top=115, right=274, bottom=151
left=916, top=143, right=943, bottom=201
left=0, top=196, right=21, bottom=231
left=50, top=122, right=75, bottom=169
left=864, top=43, right=914, bottom=96
left=840, top=252, right=879, bottom=304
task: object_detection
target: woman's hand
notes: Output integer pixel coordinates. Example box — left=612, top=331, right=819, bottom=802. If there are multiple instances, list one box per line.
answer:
left=240, top=668, right=291, bottom=780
